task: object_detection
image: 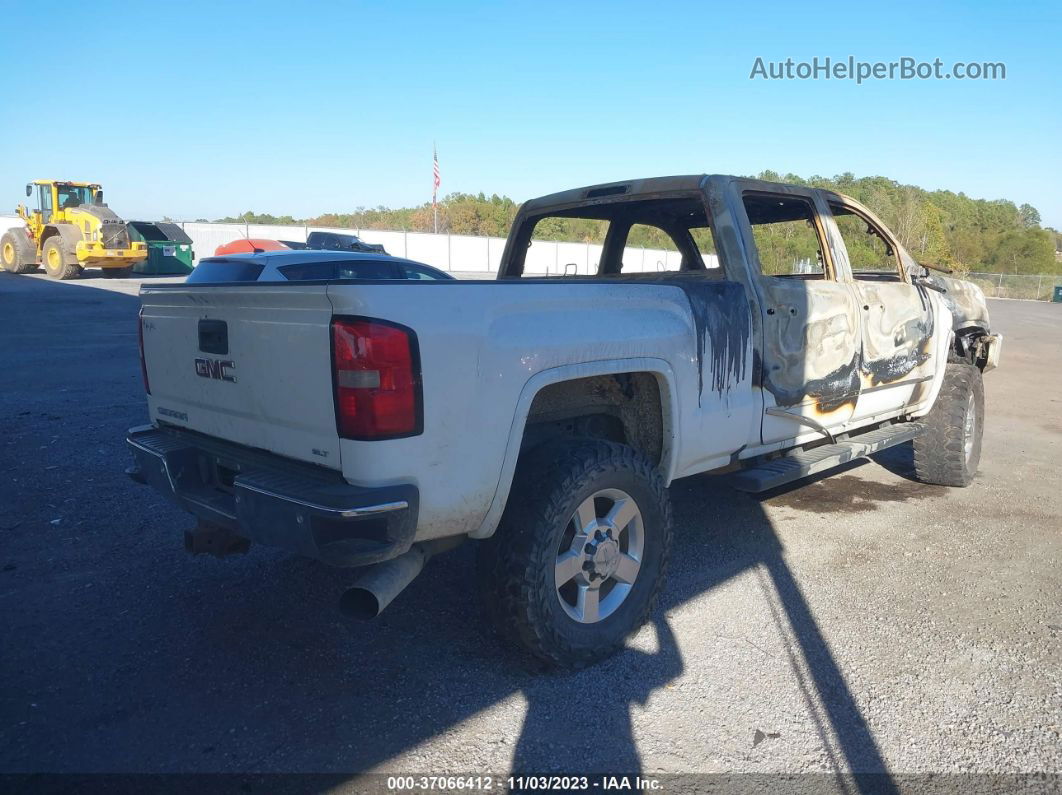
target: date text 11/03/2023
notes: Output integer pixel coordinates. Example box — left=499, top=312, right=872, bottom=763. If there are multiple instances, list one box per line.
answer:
left=386, top=775, right=664, bottom=791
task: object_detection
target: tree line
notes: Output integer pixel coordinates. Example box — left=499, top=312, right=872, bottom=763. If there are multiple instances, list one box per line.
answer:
left=216, top=172, right=1061, bottom=275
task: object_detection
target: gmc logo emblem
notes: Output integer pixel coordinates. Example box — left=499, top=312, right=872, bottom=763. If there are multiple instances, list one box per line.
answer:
left=195, top=357, right=237, bottom=383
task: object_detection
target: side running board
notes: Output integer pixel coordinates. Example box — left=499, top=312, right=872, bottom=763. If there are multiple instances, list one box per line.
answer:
left=730, top=422, right=926, bottom=493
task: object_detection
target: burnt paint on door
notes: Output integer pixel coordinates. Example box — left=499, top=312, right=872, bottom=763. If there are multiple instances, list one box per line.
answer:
left=677, top=280, right=752, bottom=401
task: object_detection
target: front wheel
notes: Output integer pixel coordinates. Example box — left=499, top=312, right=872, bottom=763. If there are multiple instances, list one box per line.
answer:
left=42, top=238, right=80, bottom=280
left=477, top=439, right=672, bottom=668
left=912, top=362, right=984, bottom=487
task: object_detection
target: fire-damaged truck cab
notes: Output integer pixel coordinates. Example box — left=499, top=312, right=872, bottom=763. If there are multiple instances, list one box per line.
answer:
left=128, top=174, right=1000, bottom=667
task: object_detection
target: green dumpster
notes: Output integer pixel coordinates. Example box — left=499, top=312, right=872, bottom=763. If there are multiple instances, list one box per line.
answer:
left=128, top=221, right=195, bottom=275
left=1053, top=285, right=1062, bottom=303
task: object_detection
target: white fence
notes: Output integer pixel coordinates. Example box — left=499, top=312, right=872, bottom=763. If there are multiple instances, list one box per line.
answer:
left=16, top=211, right=1054, bottom=293
left=176, top=221, right=719, bottom=276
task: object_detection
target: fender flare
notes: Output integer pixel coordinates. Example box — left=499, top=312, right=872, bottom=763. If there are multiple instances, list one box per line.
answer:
left=2, top=224, right=34, bottom=250
left=0, top=225, right=38, bottom=269
left=907, top=296, right=955, bottom=419
left=469, top=357, right=680, bottom=539
left=41, top=223, right=82, bottom=260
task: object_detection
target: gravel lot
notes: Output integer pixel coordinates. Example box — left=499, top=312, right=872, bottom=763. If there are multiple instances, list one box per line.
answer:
left=1, top=272, right=1059, bottom=781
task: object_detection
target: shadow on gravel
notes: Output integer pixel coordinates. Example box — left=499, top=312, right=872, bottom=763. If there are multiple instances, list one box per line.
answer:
left=659, top=475, right=897, bottom=792
left=9, top=265, right=184, bottom=281
left=0, top=274, right=895, bottom=792
left=504, top=474, right=898, bottom=792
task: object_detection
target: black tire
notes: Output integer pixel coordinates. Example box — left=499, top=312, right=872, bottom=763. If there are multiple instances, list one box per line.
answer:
left=912, top=362, right=984, bottom=487
left=1, top=229, right=38, bottom=274
left=42, top=237, right=80, bottom=280
left=477, top=439, right=673, bottom=668
left=101, top=265, right=134, bottom=279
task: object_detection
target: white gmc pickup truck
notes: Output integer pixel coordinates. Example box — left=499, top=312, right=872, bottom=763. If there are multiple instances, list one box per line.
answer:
left=128, top=175, right=1001, bottom=666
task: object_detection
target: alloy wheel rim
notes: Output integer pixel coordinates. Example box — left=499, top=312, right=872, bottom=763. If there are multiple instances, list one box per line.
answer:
left=2, top=242, right=12, bottom=264
left=554, top=488, right=644, bottom=624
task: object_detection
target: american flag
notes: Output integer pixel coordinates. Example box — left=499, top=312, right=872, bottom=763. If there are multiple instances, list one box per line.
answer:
left=432, top=145, right=440, bottom=207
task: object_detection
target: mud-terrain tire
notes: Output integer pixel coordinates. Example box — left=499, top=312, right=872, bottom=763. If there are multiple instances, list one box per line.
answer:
left=912, top=362, right=984, bottom=487
left=477, top=439, right=672, bottom=668
left=102, top=265, right=134, bottom=279
left=42, top=237, right=80, bottom=280
left=1, top=229, right=37, bottom=274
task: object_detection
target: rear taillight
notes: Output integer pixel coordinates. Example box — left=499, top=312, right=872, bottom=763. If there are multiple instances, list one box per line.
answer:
left=331, top=317, right=421, bottom=440
left=138, top=308, right=150, bottom=395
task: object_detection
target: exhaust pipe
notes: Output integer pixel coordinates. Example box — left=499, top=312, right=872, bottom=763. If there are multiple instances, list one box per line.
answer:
left=340, top=546, right=427, bottom=620
left=339, top=538, right=462, bottom=620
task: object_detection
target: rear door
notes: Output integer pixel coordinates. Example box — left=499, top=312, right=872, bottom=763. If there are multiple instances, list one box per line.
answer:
left=735, top=185, right=864, bottom=445
left=823, top=198, right=936, bottom=422
left=139, top=283, right=342, bottom=469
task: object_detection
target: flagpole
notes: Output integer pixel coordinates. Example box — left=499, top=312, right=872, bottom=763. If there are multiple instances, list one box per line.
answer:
left=432, top=142, right=439, bottom=234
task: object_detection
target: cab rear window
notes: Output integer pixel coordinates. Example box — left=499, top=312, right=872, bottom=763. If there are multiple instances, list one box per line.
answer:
left=186, top=258, right=265, bottom=283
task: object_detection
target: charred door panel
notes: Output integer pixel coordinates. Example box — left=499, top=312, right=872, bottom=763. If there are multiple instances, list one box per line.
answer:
left=821, top=198, right=937, bottom=422
left=848, top=280, right=935, bottom=420
left=758, top=279, right=862, bottom=442
left=732, top=187, right=863, bottom=446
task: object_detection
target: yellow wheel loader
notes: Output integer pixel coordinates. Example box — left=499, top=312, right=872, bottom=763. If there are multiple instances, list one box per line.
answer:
left=1, top=181, right=147, bottom=279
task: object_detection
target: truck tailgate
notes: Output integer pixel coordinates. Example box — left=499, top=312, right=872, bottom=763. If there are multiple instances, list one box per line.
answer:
left=139, top=284, right=341, bottom=469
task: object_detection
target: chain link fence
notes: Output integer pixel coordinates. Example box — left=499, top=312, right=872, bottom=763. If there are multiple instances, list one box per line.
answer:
left=966, top=272, right=1061, bottom=301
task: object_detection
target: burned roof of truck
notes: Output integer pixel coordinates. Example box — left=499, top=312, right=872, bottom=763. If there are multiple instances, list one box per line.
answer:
left=521, top=176, right=711, bottom=213
left=520, top=175, right=875, bottom=230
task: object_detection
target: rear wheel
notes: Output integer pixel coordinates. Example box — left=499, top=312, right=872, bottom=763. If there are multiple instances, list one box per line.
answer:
left=912, top=362, right=984, bottom=487
left=42, top=237, right=79, bottom=280
left=101, top=265, right=134, bottom=279
left=1, top=229, right=37, bottom=274
left=477, top=439, right=672, bottom=668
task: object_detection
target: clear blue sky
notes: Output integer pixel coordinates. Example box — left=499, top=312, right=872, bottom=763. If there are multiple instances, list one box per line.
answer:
left=2, top=0, right=1059, bottom=226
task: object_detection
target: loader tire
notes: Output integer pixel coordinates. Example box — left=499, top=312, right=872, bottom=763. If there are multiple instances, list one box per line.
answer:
left=102, top=266, right=134, bottom=279
left=912, top=362, right=984, bottom=487
left=1, top=229, right=37, bottom=274
left=477, top=439, right=672, bottom=668
left=42, top=237, right=80, bottom=280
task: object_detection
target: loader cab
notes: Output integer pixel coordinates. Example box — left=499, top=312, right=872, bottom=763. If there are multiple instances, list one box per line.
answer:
left=57, top=184, right=94, bottom=210
left=28, top=181, right=100, bottom=224
left=35, top=183, right=54, bottom=223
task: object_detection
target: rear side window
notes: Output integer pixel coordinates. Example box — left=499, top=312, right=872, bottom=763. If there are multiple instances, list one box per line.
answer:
left=278, top=260, right=399, bottom=281
left=186, top=258, right=265, bottom=283
left=742, top=193, right=828, bottom=279
left=278, top=261, right=337, bottom=281
left=396, top=263, right=453, bottom=280
left=510, top=195, right=717, bottom=277
left=338, top=261, right=399, bottom=280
